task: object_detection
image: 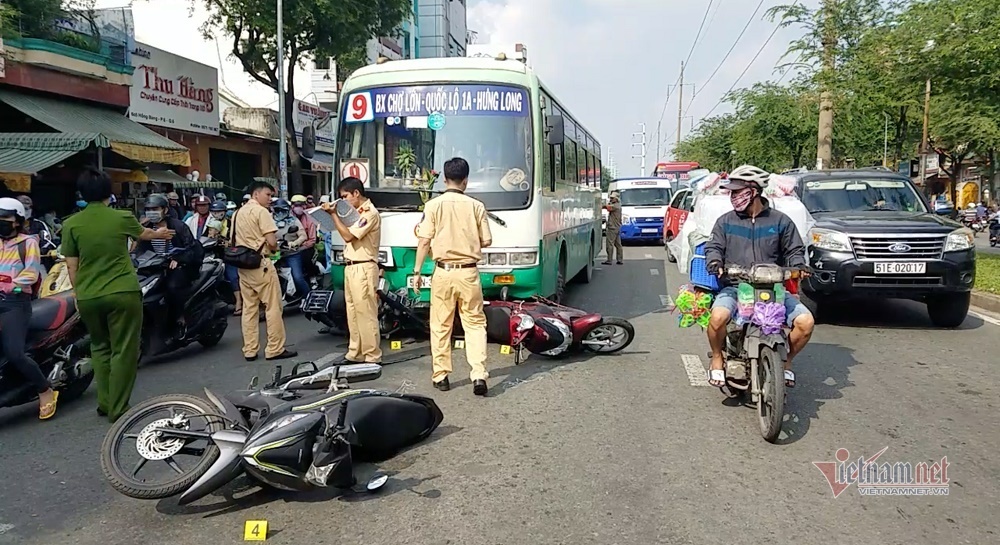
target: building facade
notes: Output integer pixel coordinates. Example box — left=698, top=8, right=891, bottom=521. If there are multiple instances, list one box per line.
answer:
left=418, top=0, right=468, bottom=58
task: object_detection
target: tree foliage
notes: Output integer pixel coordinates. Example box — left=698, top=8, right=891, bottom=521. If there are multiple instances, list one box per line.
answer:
left=194, top=0, right=411, bottom=192
left=678, top=0, right=1000, bottom=201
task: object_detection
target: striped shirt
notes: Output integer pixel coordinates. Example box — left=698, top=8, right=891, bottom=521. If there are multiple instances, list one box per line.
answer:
left=0, top=233, right=41, bottom=294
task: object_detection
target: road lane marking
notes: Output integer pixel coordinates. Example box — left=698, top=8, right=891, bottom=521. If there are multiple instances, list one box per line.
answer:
left=0, top=523, right=15, bottom=535
left=650, top=268, right=660, bottom=276
left=645, top=253, right=653, bottom=259
left=969, top=310, right=1000, bottom=327
left=659, top=294, right=672, bottom=307
left=681, top=354, right=710, bottom=387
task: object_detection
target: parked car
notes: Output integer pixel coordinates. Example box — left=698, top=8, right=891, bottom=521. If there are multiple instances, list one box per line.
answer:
left=663, top=187, right=696, bottom=263
left=795, top=169, right=976, bottom=327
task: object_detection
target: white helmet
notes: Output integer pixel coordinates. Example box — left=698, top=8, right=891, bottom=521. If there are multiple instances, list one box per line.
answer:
left=0, top=197, right=27, bottom=222
left=728, top=164, right=771, bottom=186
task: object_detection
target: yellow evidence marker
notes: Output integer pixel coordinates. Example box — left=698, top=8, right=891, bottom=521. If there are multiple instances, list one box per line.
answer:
left=454, top=340, right=465, bottom=349
left=500, top=345, right=512, bottom=355
left=244, top=520, right=268, bottom=541
left=390, top=341, right=402, bottom=350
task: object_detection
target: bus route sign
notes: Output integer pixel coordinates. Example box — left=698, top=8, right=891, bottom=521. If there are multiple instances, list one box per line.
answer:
left=344, top=84, right=529, bottom=123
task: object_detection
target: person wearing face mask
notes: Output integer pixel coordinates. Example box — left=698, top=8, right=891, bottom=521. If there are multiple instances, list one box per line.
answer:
left=135, top=194, right=203, bottom=336
left=226, top=201, right=237, bottom=219
left=702, top=165, right=815, bottom=390
left=272, top=198, right=309, bottom=297
left=0, top=198, right=58, bottom=419
left=289, top=194, right=318, bottom=293
left=16, top=195, right=57, bottom=268
left=185, top=195, right=213, bottom=238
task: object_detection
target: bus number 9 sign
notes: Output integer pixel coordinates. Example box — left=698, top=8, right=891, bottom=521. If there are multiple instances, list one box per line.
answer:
left=346, top=92, right=374, bottom=123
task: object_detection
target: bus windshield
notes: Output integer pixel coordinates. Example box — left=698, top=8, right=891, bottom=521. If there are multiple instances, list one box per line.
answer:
left=338, top=84, right=533, bottom=211
left=619, top=187, right=672, bottom=207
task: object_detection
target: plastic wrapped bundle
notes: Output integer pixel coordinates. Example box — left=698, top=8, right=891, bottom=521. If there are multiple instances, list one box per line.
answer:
left=667, top=284, right=715, bottom=330
left=770, top=196, right=816, bottom=240
left=696, top=173, right=724, bottom=195
left=764, top=174, right=798, bottom=197
left=752, top=301, right=786, bottom=335
left=693, top=194, right=735, bottom=237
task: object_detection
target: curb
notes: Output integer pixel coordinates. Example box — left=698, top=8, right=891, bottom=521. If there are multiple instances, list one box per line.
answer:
left=971, top=290, right=1000, bottom=314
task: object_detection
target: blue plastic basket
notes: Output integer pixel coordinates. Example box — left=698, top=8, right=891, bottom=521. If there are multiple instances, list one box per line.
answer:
left=689, top=243, right=720, bottom=291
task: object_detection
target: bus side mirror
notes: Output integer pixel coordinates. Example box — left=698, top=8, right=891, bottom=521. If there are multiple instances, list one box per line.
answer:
left=545, top=115, right=565, bottom=146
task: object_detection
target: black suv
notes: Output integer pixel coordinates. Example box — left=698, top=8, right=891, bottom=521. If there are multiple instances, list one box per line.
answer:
left=794, top=169, right=976, bottom=327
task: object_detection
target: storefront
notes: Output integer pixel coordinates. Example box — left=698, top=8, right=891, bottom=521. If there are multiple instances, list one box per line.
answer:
left=0, top=88, right=190, bottom=215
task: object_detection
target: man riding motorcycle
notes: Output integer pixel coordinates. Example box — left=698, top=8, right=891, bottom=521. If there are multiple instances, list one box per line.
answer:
left=136, top=194, right=204, bottom=334
left=702, top=165, right=815, bottom=389
left=272, top=198, right=309, bottom=297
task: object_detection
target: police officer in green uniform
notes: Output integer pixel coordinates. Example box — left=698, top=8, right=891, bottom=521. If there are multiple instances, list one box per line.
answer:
left=62, top=168, right=174, bottom=422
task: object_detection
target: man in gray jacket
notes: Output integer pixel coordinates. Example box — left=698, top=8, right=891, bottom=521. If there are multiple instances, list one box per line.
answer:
left=702, top=165, right=815, bottom=389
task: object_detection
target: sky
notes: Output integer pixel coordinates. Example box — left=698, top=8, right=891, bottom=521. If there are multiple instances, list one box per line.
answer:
left=95, top=0, right=815, bottom=177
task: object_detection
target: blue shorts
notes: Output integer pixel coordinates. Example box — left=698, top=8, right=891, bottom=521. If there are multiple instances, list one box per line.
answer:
left=711, top=286, right=811, bottom=327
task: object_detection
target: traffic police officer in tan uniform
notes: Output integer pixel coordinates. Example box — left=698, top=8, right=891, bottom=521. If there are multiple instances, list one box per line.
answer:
left=413, top=157, right=493, bottom=396
left=234, top=180, right=297, bottom=361
left=324, top=177, right=383, bottom=363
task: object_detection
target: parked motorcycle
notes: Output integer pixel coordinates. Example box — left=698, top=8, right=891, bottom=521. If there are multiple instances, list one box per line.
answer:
left=100, top=362, right=443, bottom=504
left=989, top=217, right=999, bottom=247
left=135, top=249, right=230, bottom=363
left=0, top=291, right=93, bottom=413
left=714, top=263, right=805, bottom=443
left=484, top=292, right=635, bottom=362
left=302, top=277, right=429, bottom=338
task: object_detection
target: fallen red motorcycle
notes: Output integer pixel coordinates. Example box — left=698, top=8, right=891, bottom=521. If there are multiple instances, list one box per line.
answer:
left=484, top=296, right=635, bottom=363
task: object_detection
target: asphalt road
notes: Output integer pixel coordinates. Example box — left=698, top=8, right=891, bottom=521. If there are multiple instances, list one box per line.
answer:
left=1, top=245, right=998, bottom=545
left=974, top=230, right=999, bottom=254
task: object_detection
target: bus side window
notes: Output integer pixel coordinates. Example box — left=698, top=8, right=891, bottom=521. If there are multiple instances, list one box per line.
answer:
left=555, top=144, right=564, bottom=184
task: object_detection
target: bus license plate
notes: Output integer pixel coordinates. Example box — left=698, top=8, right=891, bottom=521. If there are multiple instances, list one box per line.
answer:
left=641, top=228, right=658, bottom=234
left=406, top=275, right=433, bottom=288
left=874, top=262, right=926, bottom=274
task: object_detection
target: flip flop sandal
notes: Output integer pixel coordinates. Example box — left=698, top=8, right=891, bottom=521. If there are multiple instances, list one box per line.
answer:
left=708, top=368, right=726, bottom=388
left=39, top=391, right=59, bottom=420
left=784, top=369, right=796, bottom=388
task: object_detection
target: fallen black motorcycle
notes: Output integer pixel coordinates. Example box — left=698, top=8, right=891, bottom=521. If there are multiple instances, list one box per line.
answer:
left=302, top=277, right=428, bottom=338
left=135, top=249, right=230, bottom=363
left=100, top=362, right=443, bottom=504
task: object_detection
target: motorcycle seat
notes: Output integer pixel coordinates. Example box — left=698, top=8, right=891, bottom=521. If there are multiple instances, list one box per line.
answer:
left=194, top=262, right=221, bottom=291
left=29, top=292, right=74, bottom=331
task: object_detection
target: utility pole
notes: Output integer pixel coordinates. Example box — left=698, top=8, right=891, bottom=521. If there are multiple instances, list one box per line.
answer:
left=277, top=0, right=288, bottom=198
left=631, top=123, right=647, bottom=177
left=816, top=0, right=836, bottom=170
left=677, top=61, right=685, bottom=151
left=919, top=78, right=931, bottom=193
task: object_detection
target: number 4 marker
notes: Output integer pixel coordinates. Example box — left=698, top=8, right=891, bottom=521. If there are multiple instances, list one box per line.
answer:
left=244, top=520, right=268, bottom=541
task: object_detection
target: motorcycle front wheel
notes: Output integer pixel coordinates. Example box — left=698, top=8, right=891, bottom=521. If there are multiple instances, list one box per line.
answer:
left=581, top=317, right=635, bottom=353
left=101, top=394, right=224, bottom=500
left=757, top=346, right=785, bottom=443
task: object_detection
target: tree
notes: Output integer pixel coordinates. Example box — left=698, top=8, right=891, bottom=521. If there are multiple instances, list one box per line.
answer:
left=195, top=0, right=411, bottom=194
left=675, top=114, right=737, bottom=171
left=600, top=166, right=614, bottom=190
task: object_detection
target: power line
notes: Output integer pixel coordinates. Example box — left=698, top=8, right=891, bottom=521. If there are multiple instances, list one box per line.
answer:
left=686, top=0, right=766, bottom=111
left=684, top=0, right=716, bottom=68
left=691, top=21, right=782, bottom=129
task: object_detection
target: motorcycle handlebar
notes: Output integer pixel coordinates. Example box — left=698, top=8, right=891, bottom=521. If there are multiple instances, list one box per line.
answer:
left=720, top=263, right=810, bottom=282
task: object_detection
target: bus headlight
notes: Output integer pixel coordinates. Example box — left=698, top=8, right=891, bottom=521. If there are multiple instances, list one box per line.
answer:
left=485, top=253, right=507, bottom=266
left=509, top=252, right=537, bottom=266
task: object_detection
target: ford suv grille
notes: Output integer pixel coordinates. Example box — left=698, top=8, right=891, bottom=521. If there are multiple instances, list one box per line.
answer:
left=849, top=234, right=946, bottom=260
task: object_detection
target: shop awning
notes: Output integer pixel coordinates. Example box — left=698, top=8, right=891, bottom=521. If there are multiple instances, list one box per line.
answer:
left=0, top=132, right=108, bottom=174
left=145, top=169, right=189, bottom=185
left=0, top=89, right=191, bottom=167
left=172, top=179, right=224, bottom=189
left=306, top=152, right=334, bottom=172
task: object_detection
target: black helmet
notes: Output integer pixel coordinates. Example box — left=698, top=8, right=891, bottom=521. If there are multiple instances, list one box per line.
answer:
left=272, top=198, right=291, bottom=211
left=145, top=193, right=169, bottom=209
left=209, top=200, right=227, bottom=212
